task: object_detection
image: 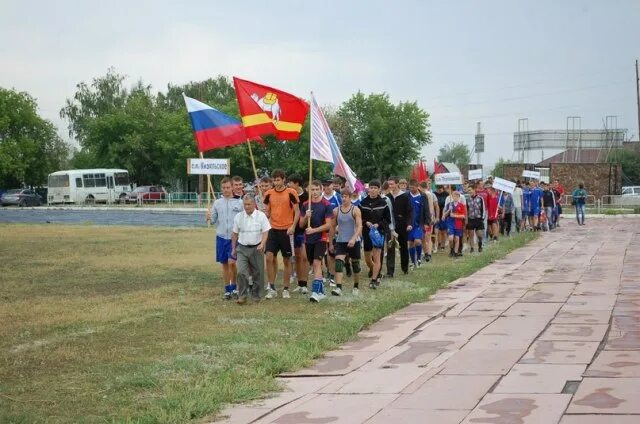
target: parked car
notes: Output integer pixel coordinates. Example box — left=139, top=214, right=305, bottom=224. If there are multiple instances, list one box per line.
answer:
left=622, top=186, right=640, bottom=196
left=125, top=186, right=167, bottom=203
left=1, top=189, right=42, bottom=206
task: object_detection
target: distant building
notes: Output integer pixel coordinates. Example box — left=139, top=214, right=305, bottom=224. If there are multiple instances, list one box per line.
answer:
left=513, top=129, right=626, bottom=164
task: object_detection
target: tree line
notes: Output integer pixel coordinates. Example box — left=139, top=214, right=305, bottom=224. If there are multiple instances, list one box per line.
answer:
left=1, top=69, right=433, bottom=190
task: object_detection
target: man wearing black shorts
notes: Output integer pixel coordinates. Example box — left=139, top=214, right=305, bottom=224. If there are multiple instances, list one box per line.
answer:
left=330, top=187, right=363, bottom=296
left=263, top=169, right=300, bottom=299
left=466, top=187, right=486, bottom=253
left=288, top=174, right=309, bottom=294
left=359, top=180, right=391, bottom=289
left=299, top=180, right=334, bottom=302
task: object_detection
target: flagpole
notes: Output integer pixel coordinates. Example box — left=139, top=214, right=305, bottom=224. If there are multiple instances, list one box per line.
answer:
left=200, top=151, right=212, bottom=228
left=247, top=140, right=259, bottom=182
left=308, top=92, right=315, bottom=227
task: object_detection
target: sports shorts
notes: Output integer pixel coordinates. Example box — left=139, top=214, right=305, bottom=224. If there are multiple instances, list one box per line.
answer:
left=466, top=218, right=485, bottom=231
left=306, top=241, right=327, bottom=264
left=408, top=226, right=424, bottom=242
left=335, top=241, right=362, bottom=259
left=293, top=233, right=305, bottom=249
left=216, top=236, right=236, bottom=264
left=448, top=228, right=463, bottom=238
left=437, top=220, right=448, bottom=231
left=266, top=229, right=293, bottom=258
left=531, top=207, right=541, bottom=217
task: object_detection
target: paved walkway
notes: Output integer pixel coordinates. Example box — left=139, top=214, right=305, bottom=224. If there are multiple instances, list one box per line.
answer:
left=218, top=218, right=640, bottom=424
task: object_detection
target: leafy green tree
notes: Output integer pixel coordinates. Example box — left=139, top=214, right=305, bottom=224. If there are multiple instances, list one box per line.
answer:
left=334, top=92, right=431, bottom=181
left=61, top=70, right=196, bottom=185
left=490, top=157, right=515, bottom=178
left=437, top=142, right=471, bottom=169
left=0, top=87, right=69, bottom=188
left=608, top=148, right=640, bottom=185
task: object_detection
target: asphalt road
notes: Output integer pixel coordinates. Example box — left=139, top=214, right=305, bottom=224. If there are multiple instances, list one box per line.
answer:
left=0, top=208, right=207, bottom=227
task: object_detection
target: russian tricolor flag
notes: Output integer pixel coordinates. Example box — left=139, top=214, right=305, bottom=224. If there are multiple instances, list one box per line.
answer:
left=183, top=94, right=249, bottom=152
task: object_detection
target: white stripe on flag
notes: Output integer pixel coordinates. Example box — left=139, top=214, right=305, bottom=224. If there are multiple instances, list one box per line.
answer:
left=310, top=93, right=359, bottom=192
left=310, top=96, right=334, bottom=163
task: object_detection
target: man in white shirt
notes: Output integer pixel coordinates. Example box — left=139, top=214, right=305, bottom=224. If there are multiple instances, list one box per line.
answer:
left=513, top=180, right=524, bottom=232
left=231, top=195, right=271, bottom=304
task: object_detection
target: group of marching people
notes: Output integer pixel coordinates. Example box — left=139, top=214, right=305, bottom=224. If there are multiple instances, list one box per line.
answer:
left=208, top=170, right=569, bottom=304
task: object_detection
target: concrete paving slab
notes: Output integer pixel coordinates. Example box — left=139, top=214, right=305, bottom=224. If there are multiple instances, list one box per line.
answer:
left=560, top=416, right=640, bottom=424
left=366, top=409, right=468, bottom=424
left=494, top=364, right=585, bottom=394
left=462, top=394, right=571, bottom=424
left=391, top=375, right=499, bottom=410
left=521, top=283, right=575, bottom=303
left=552, top=309, right=612, bottom=325
left=262, top=394, right=398, bottom=424
left=440, top=348, right=526, bottom=375
left=539, top=324, right=609, bottom=342
left=501, top=302, right=562, bottom=317
left=520, top=340, right=599, bottom=364
left=568, top=377, right=640, bottom=414
left=585, top=351, right=640, bottom=377
left=279, top=350, right=381, bottom=377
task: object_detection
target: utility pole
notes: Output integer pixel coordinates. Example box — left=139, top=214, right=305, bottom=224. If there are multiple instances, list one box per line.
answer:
left=636, top=59, right=640, bottom=143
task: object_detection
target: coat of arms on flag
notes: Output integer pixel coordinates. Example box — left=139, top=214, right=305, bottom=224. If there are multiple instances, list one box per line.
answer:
left=233, top=77, right=309, bottom=141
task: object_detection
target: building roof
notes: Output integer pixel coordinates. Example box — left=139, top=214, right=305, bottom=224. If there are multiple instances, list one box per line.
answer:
left=537, top=149, right=611, bottom=166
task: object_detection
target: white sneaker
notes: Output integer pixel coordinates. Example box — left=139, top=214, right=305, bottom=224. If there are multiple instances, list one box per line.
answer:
left=331, top=287, right=342, bottom=296
left=329, top=278, right=336, bottom=288
left=300, top=286, right=308, bottom=295
left=352, top=287, right=360, bottom=296
left=310, top=292, right=326, bottom=303
left=282, top=289, right=290, bottom=299
left=265, top=289, right=276, bottom=299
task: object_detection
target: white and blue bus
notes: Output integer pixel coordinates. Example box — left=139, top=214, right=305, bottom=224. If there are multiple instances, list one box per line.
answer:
left=47, top=169, right=130, bottom=204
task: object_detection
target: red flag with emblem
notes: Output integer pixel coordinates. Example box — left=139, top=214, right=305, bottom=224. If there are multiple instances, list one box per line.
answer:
left=233, top=77, right=309, bottom=141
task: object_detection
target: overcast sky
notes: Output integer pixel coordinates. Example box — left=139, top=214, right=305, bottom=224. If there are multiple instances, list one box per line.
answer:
left=2, top=0, right=639, bottom=167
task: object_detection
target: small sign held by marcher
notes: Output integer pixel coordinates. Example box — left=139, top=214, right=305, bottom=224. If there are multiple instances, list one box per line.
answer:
left=188, top=158, right=230, bottom=175
left=522, top=170, right=541, bottom=180
left=435, top=172, right=463, bottom=185
left=468, top=169, right=483, bottom=181
left=492, top=177, right=516, bottom=194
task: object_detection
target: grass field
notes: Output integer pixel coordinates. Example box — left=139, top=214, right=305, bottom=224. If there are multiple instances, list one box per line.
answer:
left=0, top=224, right=537, bottom=423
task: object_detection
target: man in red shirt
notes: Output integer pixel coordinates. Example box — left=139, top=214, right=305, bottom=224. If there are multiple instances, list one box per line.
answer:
left=552, top=179, right=565, bottom=227
left=444, top=191, right=467, bottom=258
left=486, top=187, right=500, bottom=241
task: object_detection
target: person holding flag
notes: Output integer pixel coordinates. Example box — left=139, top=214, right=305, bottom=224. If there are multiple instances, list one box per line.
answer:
left=183, top=94, right=255, bottom=300
left=298, top=180, right=334, bottom=302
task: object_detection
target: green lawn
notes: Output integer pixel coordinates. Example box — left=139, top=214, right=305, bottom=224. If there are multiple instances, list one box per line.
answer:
left=0, top=224, right=537, bottom=423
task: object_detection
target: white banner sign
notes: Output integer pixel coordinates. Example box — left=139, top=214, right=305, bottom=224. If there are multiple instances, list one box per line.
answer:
left=434, top=172, right=462, bottom=185
left=187, top=158, right=230, bottom=175
left=468, top=168, right=483, bottom=181
left=522, top=170, right=541, bottom=180
left=492, top=177, right=516, bottom=194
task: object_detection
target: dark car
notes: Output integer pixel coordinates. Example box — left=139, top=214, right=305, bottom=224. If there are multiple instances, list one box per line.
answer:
left=125, top=186, right=167, bottom=203
left=1, top=189, right=42, bottom=207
